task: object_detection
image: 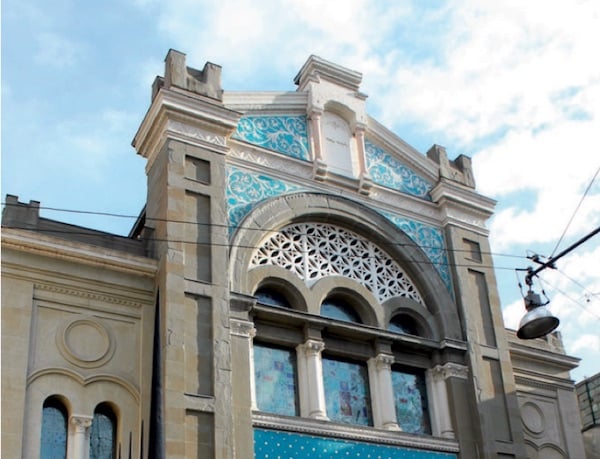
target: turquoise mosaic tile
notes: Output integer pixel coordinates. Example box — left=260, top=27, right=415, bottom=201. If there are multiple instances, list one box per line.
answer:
left=365, top=139, right=432, bottom=200
left=233, top=115, right=310, bottom=161
left=254, top=344, right=299, bottom=416
left=254, top=428, right=457, bottom=459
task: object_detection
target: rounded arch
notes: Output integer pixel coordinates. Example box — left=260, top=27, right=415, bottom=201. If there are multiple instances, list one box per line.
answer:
left=247, top=266, right=310, bottom=313
left=383, top=297, right=438, bottom=341
left=310, top=276, right=381, bottom=327
left=230, top=192, right=461, bottom=340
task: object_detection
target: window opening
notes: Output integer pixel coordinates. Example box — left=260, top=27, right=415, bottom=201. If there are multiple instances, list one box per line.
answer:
left=41, top=397, right=68, bottom=459
left=320, top=298, right=362, bottom=323
left=392, top=367, right=431, bottom=434
left=388, top=314, right=419, bottom=335
left=254, top=343, right=299, bottom=416
left=322, top=356, right=372, bottom=426
left=255, top=288, right=292, bottom=308
left=89, top=403, right=116, bottom=459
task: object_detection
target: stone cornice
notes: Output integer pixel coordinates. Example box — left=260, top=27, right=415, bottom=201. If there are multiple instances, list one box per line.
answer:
left=252, top=413, right=460, bottom=453
left=132, top=88, right=242, bottom=171
left=1, top=228, right=157, bottom=278
left=223, top=91, right=308, bottom=113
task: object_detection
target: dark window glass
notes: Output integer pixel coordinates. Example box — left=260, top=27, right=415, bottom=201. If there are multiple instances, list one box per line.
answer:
left=388, top=314, right=419, bottom=335
left=41, top=398, right=68, bottom=459
left=255, top=288, right=291, bottom=308
left=89, top=404, right=116, bottom=459
left=320, top=299, right=361, bottom=323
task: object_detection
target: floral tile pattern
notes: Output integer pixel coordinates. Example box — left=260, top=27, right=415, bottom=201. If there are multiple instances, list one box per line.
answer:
left=226, top=166, right=303, bottom=232
left=233, top=115, right=311, bottom=161
left=365, top=139, right=432, bottom=200
left=381, top=212, right=452, bottom=295
left=254, top=428, right=457, bottom=458
left=254, top=344, right=298, bottom=416
left=322, top=357, right=372, bottom=426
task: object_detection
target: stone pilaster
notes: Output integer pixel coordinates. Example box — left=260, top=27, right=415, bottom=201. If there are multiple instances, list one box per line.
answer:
left=368, top=353, right=400, bottom=430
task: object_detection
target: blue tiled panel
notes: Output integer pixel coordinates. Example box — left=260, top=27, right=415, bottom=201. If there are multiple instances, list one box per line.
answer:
left=233, top=115, right=310, bottom=161
left=365, top=139, right=432, bottom=200
left=392, top=370, right=431, bottom=435
left=225, top=166, right=451, bottom=295
left=226, top=166, right=303, bottom=232
left=254, top=429, right=457, bottom=459
left=322, top=357, right=372, bottom=426
left=381, top=212, right=452, bottom=295
left=89, top=411, right=115, bottom=459
left=41, top=405, right=67, bottom=459
left=254, top=344, right=299, bottom=416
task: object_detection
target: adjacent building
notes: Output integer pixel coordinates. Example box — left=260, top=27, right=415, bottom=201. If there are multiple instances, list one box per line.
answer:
left=1, top=50, right=585, bottom=458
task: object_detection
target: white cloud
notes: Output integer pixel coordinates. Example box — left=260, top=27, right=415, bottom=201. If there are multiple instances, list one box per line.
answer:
left=570, top=334, right=600, bottom=354
left=34, top=32, right=84, bottom=69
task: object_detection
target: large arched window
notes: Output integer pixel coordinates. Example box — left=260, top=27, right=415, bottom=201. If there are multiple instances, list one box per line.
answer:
left=89, top=403, right=117, bottom=459
left=41, top=397, right=68, bottom=459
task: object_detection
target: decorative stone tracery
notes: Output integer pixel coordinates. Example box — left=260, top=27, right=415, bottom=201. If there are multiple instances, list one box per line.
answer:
left=250, top=222, right=424, bottom=304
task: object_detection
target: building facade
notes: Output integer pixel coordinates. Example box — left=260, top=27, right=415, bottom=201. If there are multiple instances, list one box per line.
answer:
left=577, top=372, right=600, bottom=458
left=1, top=51, right=585, bottom=458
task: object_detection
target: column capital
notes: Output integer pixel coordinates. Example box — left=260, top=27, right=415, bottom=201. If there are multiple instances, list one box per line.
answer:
left=372, top=353, right=395, bottom=370
left=431, top=362, right=469, bottom=380
left=300, top=339, right=325, bottom=354
left=70, top=414, right=93, bottom=432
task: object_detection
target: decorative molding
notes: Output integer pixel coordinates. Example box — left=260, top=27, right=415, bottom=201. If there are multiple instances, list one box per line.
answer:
left=1, top=229, right=157, bottom=278
left=228, top=145, right=313, bottom=180
left=230, top=318, right=256, bottom=338
left=34, top=282, right=146, bottom=311
left=166, top=119, right=226, bottom=146
left=252, top=414, right=460, bottom=453
left=432, top=363, right=469, bottom=380
left=56, top=316, right=116, bottom=369
left=251, top=222, right=424, bottom=304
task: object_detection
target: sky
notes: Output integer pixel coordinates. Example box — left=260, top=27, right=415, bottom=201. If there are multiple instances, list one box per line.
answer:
left=2, top=0, right=599, bottom=382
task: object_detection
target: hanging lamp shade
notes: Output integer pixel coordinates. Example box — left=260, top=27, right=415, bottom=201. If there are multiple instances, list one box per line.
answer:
left=516, top=291, right=560, bottom=339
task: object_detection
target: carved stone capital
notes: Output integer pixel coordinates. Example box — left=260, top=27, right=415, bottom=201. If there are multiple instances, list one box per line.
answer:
left=432, top=363, right=468, bottom=380
left=230, top=318, right=256, bottom=338
left=71, top=414, right=93, bottom=432
left=373, top=353, right=395, bottom=370
left=301, top=339, right=325, bottom=355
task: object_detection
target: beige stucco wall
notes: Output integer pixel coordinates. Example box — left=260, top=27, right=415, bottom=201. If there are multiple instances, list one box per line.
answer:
left=1, top=229, right=156, bottom=458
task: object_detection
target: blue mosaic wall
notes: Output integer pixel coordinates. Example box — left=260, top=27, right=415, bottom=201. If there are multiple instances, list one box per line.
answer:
left=233, top=115, right=310, bottom=161
left=226, top=167, right=451, bottom=294
left=254, top=344, right=299, bottom=416
left=322, top=357, right=372, bottom=426
left=254, top=429, right=457, bottom=459
left=365, top=139, right=432, bottom=200
left=392, top=370, right=431, bottom=435
left=226, top=166, right=303, bottom=231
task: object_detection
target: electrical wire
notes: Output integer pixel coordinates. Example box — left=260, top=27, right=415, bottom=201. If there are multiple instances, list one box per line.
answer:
left=549, top=164, right=600, bottom=259
left=0, top=202, right=527, bottom=260
left=538, top=277, right=600, bottom=321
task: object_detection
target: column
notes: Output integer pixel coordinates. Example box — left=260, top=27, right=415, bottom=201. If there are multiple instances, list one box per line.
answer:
left=354, top=124, right=372, bottom=195
left=368, top=353, right=400, bottom=430
left=70, top=415, right=93, bottom=459
left=427, top=364, right=461, bottom=439
left=296, top=339, right=328, bottom=420
left=309, top=110, right=327, bottom=180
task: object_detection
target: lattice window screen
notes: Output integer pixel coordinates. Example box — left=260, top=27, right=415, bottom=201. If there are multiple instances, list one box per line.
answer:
left=250, top=223, right=424, bottom=305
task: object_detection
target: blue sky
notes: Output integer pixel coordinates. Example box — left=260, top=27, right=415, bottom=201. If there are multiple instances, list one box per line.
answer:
left=3, top=0, right=599, bottom=382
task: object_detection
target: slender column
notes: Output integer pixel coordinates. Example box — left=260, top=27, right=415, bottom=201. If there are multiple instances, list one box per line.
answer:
left=368, top=353, right=400, bottom=430
left=354, top=124, right=372, bottom=195
left=427, top=364, right=462, bottom=439
left=247, top=327, right=258, bottom=410
left=296, top=339, right=328, bottom=420
left=309, top=110, right=327, bottom=180
left=70, top=415, right=93, bottom=459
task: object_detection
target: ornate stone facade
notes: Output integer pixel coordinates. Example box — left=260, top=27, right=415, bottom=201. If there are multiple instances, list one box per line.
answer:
left=1, top=50, right=585, bottom=459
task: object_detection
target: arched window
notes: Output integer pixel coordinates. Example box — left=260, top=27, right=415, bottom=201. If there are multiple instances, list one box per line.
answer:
left=388, top=314, right=419, bottom=336
left=320, top=298, right=362, bottom=323
left=41, top=397, right=68, bottom=459
left=89, top=403, right=116, bottom=459
left=255, top=288, right=291, bottom=308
